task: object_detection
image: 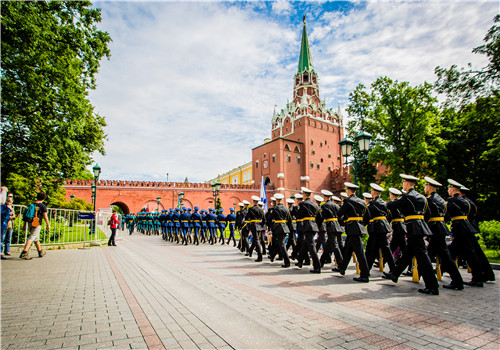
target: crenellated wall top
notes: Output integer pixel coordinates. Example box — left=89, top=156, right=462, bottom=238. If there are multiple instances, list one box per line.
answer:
left=63, top=179, right=266, bottom=190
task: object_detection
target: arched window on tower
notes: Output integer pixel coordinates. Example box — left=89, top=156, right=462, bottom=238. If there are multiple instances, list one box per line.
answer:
left=304, top=73, right=309, bottom=83
left=294, top=146, right=300, bottom=153
left=285, top=144, right=291, bottom=151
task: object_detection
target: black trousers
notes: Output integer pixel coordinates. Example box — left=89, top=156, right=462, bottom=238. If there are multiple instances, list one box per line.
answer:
left=299, top=232, right=320, bottom=270
left=365, top=232, right=396, bottom=272
left=275, top=233, right=290, bottom=266
left=471, top=235, right=495, bottom=281
left=108, top=228, right=117, bottom=246
left=427, top=232, right=463, bottom=285
left=338, top=235, right=369, bottom=278
left=249, top=229, right=262, bottom=258
left=393, top=235, right=439, bottom=290
left=336, top=233, right=345, bottom=254
left=315, top=232, right=326, bottom=251
left=449, top=233, right=484, bottom=282
left=286, top=231, right=296, bottom=251
left=320, top=232, right=343, bottom=267
left=390, top=231, right=407, bottom=260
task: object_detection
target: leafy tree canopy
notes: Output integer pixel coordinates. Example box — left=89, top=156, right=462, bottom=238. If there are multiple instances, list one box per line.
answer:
left=1, top=1, right=111, bottom=203
left=346, top=77, right=443, bottom=188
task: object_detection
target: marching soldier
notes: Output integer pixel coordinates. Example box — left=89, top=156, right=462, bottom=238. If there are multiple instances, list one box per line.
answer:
left=387, top=188, right=406, bottom=261
left=296, top=188, right=321, bottom=273
left=382, top=174, right=439, bottom=295
left=292, top=194, right=309, bottom=265
left=206, top=208, right=217, bottom=245
left=173, top=208, right=181, bottom=243
left=200, top=209, right=208, bottom=243
left=460, top=186, right=495, bottom=282
left=235, top=203, right=245, bottom=250
left=191, top=207, right=202, bottom=245
left=318, top=190, right=343, bottom=270
left=285, top=198, right=297, bottom=254
left=334, top=182, right=370, bottom=282
left=226, top=208, right=237, bottom=246
left=217, top=209, right=227, bottom=245
left=266, top=197, right=278, bottom=261
left=424, top=177, right=464, bottom=290
left=268, top=193, right=291, bottom=268
left=332, top=195, right=345, bottom=254
left=363, top=183, right=396, bottom=274
left=240, top=200, right=251, bottom=254
left=314, top=195, right=327, bottom=253
left=446, top=179, right=484, bottom=287
left=247, top=196, right=265, bottom=262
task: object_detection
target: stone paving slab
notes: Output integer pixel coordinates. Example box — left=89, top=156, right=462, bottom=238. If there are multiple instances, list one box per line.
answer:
left=1, top=231, right=499, bottom=349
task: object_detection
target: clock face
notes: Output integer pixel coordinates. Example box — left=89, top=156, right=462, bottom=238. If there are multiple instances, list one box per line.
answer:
left=263, top=160, right=268, bottom=169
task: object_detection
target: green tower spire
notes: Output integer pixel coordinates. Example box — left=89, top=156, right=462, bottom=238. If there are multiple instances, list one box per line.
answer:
left=298, top=15, right=314, bottom=74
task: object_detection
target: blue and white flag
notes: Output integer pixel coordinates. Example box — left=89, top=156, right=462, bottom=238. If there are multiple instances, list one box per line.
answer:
left=260, top=176, right=268, bottom=212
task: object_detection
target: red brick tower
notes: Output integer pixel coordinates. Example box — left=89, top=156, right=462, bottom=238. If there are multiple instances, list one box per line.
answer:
left=252, top=17, right=345, bottom=196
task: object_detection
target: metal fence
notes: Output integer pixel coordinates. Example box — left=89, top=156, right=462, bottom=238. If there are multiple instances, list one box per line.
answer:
left=8, top=205, right=118, bottom=247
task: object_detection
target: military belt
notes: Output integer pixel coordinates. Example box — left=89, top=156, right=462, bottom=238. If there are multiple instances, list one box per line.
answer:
left=298, top=217, right=315, bottom=222
left=208, top=220, right=215, bottom=222
left=451, top=216, right=468, bottom=222
left=390, top=218, right=404, bottom=224
left=182, top=220, right=188, bottom=222
left=428, top=217, right=444, bottom=222
left=405, top=215, right=424, bottom=221
left=369, top=216, right=387, bottom=223
left=250, top=220, right=261, bottom=223
left=292, top=220, right=297, bottom=223
left=345, top=217, right=363, bottom=222
left=324, top=218, right=338, bottom=222
left=274, top=220, right=287, bottom=223
left=228, top=221, right=235, bottom=224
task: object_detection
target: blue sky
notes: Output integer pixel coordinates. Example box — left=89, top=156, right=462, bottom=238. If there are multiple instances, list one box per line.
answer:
left=89, top=1, right=497, bottom=183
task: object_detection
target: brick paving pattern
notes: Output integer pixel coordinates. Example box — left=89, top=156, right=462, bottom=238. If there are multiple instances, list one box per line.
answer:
left=2, top=232, right=499, bottom=349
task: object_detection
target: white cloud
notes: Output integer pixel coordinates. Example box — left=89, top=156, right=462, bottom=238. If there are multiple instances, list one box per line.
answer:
left=88, top=1, right=497, bottom=182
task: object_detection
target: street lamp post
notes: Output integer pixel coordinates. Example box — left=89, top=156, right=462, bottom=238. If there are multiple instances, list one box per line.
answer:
left=339, top=130, right=373, bottom=189
left=156, top=196, right=161, bottom=212
left=177, top=192, right=184, bottom=208
left=92, top=164, right=101, bottom=235
left=211, top=181, right=221, bottom=214
left=70, top=194, right=75, bottom=201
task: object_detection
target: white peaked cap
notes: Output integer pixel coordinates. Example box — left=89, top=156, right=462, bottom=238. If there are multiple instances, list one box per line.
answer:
left=314, top=195, right=324, bottom=202
left=238, top=202, right=244, bottom=207
left=332, top=196, right=342, bottom=202
left=301, top=187, right=312, bottom=193
left=344, top=182, right=359, bottom=189
left=389, top=187, right=402, bottom=196
left=400, top=174, right=419, bottom=181
left=258, top=201, right=264, bottom=206
left=460, top=186, right=470, bottom=191
left=251, top=195, right=260, bottom=201
left=274, top=193, right=284, bottom=200
left=447, top=179, right=464, bottom=188
left=286, top=198, right=295, bottom=204
left=340, top=192, right=348, bottom=198
left=295, top=194, right=303, bottom=199
left=270, top=197, right=276, bottom=201
left=321, top=189, right=333, bottom=196
left=370, top=183, right=384, bottom=192
left=424, top=176, right=442, bottom=187
left=242, top=200, right=250, bottom=205
left=362, top=192, right=373, bottom=199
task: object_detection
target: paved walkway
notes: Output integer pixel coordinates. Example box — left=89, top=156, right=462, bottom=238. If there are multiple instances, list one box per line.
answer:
left=1, top=232, right=499, bottom=350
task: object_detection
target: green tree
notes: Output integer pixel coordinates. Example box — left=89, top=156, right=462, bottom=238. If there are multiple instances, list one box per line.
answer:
left=434, top=15, right=500, bottom=221
left=1, top=1, right=111, bottom=200
left=346, top=77, right=443, bottom=189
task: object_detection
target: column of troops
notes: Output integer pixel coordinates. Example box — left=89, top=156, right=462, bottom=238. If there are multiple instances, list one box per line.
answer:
left=120, top=174, right=495, bottom=295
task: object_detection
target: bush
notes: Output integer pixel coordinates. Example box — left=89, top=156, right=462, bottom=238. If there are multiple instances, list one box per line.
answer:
left=479, top=220, right=500, bottom=251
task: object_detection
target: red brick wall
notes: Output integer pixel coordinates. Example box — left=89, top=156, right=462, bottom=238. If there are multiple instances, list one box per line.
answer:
left=63, top=180, right=273, bottom=214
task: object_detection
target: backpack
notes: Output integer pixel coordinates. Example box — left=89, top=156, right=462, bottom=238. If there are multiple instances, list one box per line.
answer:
left=23, top=204, right=37, bottom=223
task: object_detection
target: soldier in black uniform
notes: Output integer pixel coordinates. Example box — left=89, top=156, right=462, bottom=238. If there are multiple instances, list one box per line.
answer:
left=293, top=194, right=310, bottom=265
left=235, top=203, right=245, bottom=250
left=266, top=197, right=277, bottom=261
left=424, top=177, right=464, bottom=290
left=334, top=182, right=370, bottom=282
left=240, top=200, right=251, bottom=254
left=285, top=198, right=297, bottom=254
left=319, top=190, right=343, bottom=270
left=269, top=194, right=291, bottom=267
left=364, top=183, right=396, bottom=274
left=460, top=186, right=495, bottom=282
left=446, top=179, right=484, bottom=286
left=247, top=196, right=265, bottom=262
left=314, top=194, right=327, bottom=253
left=387, top=188, right=407, bottom=262
left=296, top=188, right=321, bottom=273
left=382, top=174, right=439, bottom=295
left=333, top=195, right=345, bottom=254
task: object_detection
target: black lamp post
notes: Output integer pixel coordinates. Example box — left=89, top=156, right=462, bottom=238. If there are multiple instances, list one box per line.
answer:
left=211, top=181, right=221, bottom=214
left=91, top=164, right=101, bottom=235
left=177, top=192, right=184, bottom=208
left=339, top=130, right=373, bottom=187
left=156, top=196, right=161, bottom=212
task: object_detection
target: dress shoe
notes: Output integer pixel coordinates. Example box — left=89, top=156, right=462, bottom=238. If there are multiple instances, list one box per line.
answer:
left=1, top=255, right=6, bottom=260
left=442, top=284, right=464, bottom=290
left=4, top=253, right=11, bottom=256
left=331, top=267, right=341, bottom=273
left=353, top=277, right=369, bottom=283
left=418, top=288, right=439, bottom=295
left=281, top=263, right=290, bottom=268
left=464, top=281, right=484, bottom=287
left=244, top=253, right=249, bottom=256
left=255, top=258, right=262, bottom=262
left=310, top=269, right=321, bottom=274
left=303, top=262, right=311, bottom=266
left=276, top=257, right=283, bottom=261
left=382, top=272, right=398, bottom=283
left=268, top=255, right=274, bottom=263
left=295, top=262, right=302, bottom=268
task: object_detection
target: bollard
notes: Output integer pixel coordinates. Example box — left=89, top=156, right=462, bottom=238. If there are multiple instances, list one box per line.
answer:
left=379, top=249, right=384, bottom=272
left=436, top=256, right=442, bottom=281
left=412, top=257, right=420, bottom=282
left=352, top=253, right=361, bottom=274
